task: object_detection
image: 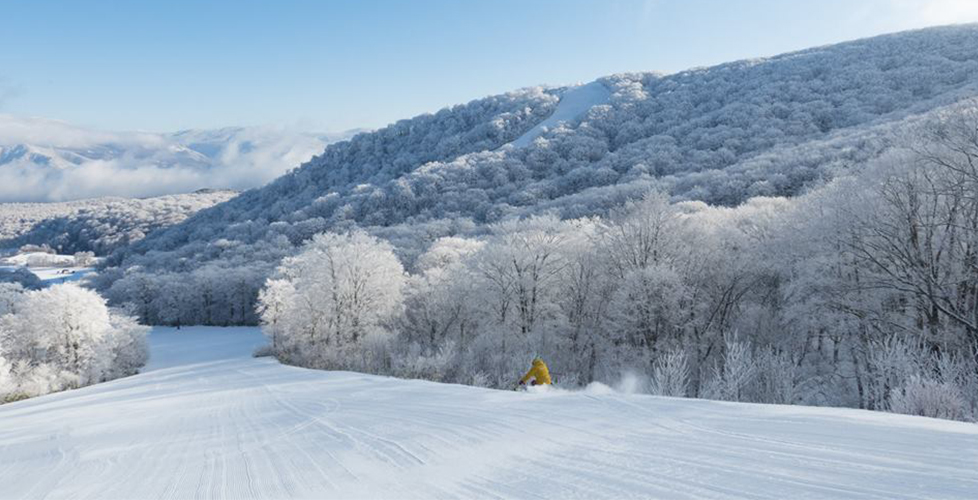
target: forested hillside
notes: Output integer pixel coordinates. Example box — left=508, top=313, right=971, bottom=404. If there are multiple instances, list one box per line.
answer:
left=103, top=25, right=978, bottom=334
left=0, top=190, right=238, bottom=255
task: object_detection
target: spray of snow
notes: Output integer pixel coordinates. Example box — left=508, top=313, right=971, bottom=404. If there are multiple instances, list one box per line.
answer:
left=576, top=372, right=650, bottom=396
left=582, top=381, right=616, bottom=395
left=523, top=371, right=650, bottom=397
left=614, top=371, right=650, bottom=394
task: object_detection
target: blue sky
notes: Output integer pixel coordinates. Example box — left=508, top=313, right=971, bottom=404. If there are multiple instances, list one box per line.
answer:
left=2, top=0, right=977, bottom=133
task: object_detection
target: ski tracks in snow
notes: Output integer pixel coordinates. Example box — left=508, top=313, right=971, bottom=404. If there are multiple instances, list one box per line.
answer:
left=1, top=327, right=977, bottom=499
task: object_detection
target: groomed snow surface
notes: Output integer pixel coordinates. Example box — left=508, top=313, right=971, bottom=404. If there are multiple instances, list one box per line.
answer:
left=509, top=81, right=611, bottom=148
left=24, top=267, right=95, bottom=286
left=1, top=327, right=977, bottom=499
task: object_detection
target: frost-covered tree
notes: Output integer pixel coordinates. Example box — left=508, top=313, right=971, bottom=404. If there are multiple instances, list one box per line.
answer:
left=475, top=216, right=570, bottom=342
left=554, top=223, right=612, bottom=383
left=400, top=237, right=484, bottom=348
left=601, top=193, right=683, bottom=277
left=650, top=349, right=690, bottom=397
left=702, top=335, right=758, bottom=402
left=606, top=265, right=685, bottom=360
left=0, top=284, right=149, bottom=402
left=258, top=231, right=406, bottom=370
left=0, top=352, right=13, bottom=401
left=0, top=283, right=26, bottom=316
left=0, top=268, right=42, bottom=290
left=104, top=313, right=151, bottom=380
left=19, top=285, right=113, bottom=380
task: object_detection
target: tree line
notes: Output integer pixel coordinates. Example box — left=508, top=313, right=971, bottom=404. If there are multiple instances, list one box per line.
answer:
left=257, top=112, right=978, bottom=421
left=0, top=283, right=149, bottom=403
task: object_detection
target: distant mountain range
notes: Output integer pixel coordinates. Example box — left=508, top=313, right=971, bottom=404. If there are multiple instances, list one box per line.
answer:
left=0, top=115, right=362, bottom=202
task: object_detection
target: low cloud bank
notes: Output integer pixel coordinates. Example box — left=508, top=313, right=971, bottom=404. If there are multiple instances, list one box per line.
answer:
left=0, top=114, right=359, bottom=202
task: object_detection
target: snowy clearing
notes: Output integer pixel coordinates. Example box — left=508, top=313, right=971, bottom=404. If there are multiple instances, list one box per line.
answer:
left=0, top=327, right=976, bottom=499
left=0, top=264, right=95, bottom=286
left=509, top=80, right=611, bottom=148
left=1, top=251, right=98, bottom=286
left=28, top=267, right=95, bottom=285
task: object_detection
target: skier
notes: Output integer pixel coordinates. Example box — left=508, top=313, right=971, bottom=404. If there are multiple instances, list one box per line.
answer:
left=518, top=357, right=552, bottom=387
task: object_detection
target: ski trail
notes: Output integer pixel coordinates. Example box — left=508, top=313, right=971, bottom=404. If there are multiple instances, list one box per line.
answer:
left=0, top=326, right=976, bottom=499
left=508, top=80, right=611, bottom=148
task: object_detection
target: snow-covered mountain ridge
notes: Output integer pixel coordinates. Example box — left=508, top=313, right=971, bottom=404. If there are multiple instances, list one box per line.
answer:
left=97, top=25, right=978, bottom=326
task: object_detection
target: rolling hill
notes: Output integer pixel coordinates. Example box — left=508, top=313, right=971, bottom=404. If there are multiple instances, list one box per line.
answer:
left=102, top=24, right=978, bottom=325
left=0, top=190, right=239, bottom=255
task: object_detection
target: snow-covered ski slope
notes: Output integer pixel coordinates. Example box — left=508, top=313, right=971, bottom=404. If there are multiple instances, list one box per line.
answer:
left=1, top=327, right=976, bottom=500
left=508, top=80, right=611, bottom=148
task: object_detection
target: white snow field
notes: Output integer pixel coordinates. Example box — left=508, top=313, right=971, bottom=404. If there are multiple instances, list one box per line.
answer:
left=28, top=267, right=95, bottom=286
left=509, top=80, right=611, bottom=148
left=1, top=327, right=977, bottom=500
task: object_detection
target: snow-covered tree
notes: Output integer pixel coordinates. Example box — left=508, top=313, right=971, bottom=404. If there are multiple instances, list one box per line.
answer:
left=258, top=231, right=406, bottom=370
left=0, top=284, right=149, bottom=402
left=474, top=216, right=570, bottom=343
left=650, top=349, right=691, bottom=397
left=702, top=335, right=758, bottom=402
left=0, top=284, right=26, bottom=316
left=0, top=268, right=42, bottom=290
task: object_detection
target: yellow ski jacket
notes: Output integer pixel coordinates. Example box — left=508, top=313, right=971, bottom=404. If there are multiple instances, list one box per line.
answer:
left=519, top=358, right=552, bottom=385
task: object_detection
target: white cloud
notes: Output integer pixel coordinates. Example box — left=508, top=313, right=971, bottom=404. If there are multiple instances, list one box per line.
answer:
left=0, top=114, right=359, bottom=202
left=890, top=0, right=978, bottom=26
left=918, top=0, right=978, bottom=24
